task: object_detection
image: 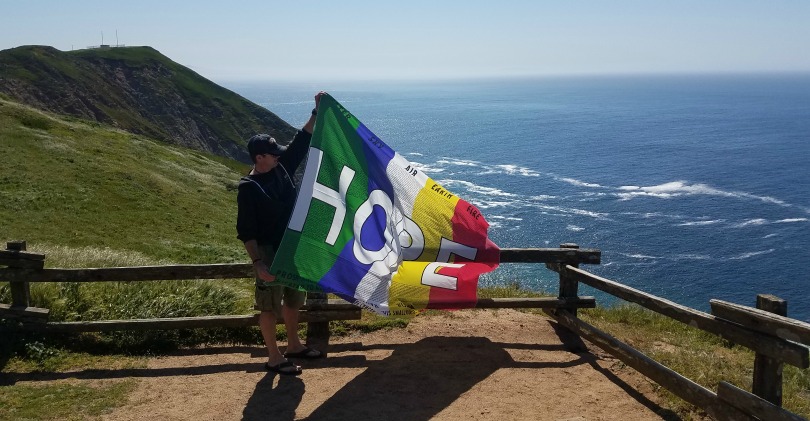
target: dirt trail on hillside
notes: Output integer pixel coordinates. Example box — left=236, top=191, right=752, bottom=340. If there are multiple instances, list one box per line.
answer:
left=36, top=310, right=689, bottom=420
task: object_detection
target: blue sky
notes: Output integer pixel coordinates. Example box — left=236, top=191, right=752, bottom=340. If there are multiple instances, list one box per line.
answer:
left=2, top=1, right=809, bottom=82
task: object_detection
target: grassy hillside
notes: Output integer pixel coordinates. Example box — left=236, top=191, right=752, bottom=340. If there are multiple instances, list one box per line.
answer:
left=0, top=45, right=296, bottom=162
left=0, top=97, right=248, bottom=263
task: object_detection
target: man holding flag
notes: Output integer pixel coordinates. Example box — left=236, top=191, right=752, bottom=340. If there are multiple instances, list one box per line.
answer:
left=236, top=92, right=326, bottom=376
left=239, top=91, right=500, bottom=375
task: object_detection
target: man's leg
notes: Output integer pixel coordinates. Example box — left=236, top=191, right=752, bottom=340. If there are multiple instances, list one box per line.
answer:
left=258, top=310, right=286, bottom=365
left=253, top=244, right=302, bottom=373
left=282, top=289, right=321, bottom=358
left=282, top=303, right=305, bottom=352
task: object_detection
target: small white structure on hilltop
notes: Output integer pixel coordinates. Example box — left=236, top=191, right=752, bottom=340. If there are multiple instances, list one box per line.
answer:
left=87, top=30, right=126, bottom=49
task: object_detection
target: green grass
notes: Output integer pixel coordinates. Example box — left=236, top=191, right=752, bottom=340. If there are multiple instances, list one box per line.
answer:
left=0, top=98, right=248, bottom=264
left=0, top=99, right=267, bottom=353
left=0, top=381, right=137, bottom=421
left=580, top=304, right=810, bottom=419
left=1, top=325, right=145, bottom=421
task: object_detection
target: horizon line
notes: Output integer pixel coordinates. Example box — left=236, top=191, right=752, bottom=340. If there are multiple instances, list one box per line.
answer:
left=215, top=70, right=810, bottom=85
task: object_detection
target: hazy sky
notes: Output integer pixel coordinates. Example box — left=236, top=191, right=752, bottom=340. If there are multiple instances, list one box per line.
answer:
left=2, top=1, right=809, bottom=82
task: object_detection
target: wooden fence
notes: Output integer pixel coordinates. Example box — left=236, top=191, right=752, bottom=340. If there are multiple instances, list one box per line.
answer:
left=0, top=241, right=598, bottom=348
left=545, top=250, right=810, bottom=421
left=2, top=240, right=809, bottom=420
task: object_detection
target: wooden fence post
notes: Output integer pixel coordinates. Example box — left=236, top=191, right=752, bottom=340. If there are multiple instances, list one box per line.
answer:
left=559, top=243, right=580, bottom=317
left=305, top=291, right=330, bottom=357
left=7, top=241, right=32, bottom=308
left=752, top=294, right=787, bottom=406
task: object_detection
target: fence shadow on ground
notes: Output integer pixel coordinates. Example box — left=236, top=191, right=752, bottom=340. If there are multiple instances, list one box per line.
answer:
left=548, top=319, right=683, bottom=421
left=240, top=335, right=676, bottom=421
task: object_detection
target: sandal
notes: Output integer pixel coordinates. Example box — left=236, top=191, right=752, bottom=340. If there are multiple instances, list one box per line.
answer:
left=284, top=347, right=323, bottom=359
left=265, top=360, right=302, bottom=376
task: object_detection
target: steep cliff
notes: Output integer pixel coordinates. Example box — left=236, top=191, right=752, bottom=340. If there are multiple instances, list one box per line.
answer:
left=0, top=45, right=295, bottom=163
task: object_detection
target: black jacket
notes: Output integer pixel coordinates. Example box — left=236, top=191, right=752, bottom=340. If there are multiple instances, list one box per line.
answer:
left=236, top=130, right=312, bottom=248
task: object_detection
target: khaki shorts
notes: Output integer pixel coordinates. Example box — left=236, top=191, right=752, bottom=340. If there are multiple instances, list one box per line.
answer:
left=254, top=243, right=306, bottom=318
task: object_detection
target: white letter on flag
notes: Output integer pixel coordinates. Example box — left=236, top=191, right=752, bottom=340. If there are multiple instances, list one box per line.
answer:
left=288, top=148, right=355, bottom=246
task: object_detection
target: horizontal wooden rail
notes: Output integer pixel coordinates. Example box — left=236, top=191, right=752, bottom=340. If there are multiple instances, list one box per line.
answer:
left=0, top=257, right=45, bottom=269
left=7, top=297, right=596, bottom=333
left=0, top=249, right=45, bottom=269
left=0, top=248, right=602, bottom=283
left=547, top=309, right=753, bottom=421
left=0, top=249, right=45, bottom=261
left=717, top=382, right=806, bottom=421
left=0, top=304, right=49, bottom=320
left=18, top=310, right=362, bottom=333
left=561, top=265, right=810, bottom=368
left=1, top=263, right=254, bottom=283
left=710, top=299, right=810, bottom=346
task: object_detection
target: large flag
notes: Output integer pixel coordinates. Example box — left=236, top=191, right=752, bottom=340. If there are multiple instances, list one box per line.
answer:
left=270, top=94, right=500, bottom=315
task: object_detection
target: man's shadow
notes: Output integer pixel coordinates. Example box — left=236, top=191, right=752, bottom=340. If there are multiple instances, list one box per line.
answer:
left=242, top=372, right=305, bottom=421
left=300, top=336, right=518, bottom=421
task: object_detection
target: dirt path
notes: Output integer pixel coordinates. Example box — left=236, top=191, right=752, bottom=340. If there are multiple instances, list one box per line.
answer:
left=94, top=309, right=680, bottom=420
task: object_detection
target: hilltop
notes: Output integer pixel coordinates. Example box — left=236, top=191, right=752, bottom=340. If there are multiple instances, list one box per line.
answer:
left=0, top=45, right=294, bottom=163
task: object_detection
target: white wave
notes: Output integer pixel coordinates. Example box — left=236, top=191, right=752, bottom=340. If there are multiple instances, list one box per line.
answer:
left=429, top=156, right=541, bottom=177
left=559, top=177, right=604, bottom=188
left=476, top=201, right=516, bottom=209
left=764, top=233, right=779, bottom=238
left=532, top=204, right=610, bottom=219
left=494, top=164, right=540, bottom=177
left=738, top=193, right=788, bottom=206
left=620, top=253, right=659, bottom=259
left=621, top=211, right=687, bottom=220
left=728, top=217, right=807, bottom=228
left=530, top=195, right=557, bottom=200
left=490, top=216, right=523, bottom=221
left=409, top=161, right=446, bottom=174
left=615, top=180, right=793, bottom=209
left=616, top=191, right=676, bottom=200
left=729, top=249, right=775, bottom=260
left=676, top=219, right=726, bottom=226
left=439, top=179, right=518, bottom=197
left=407, top=152, right=424, bottom=157
left=671, top=253, right=712, bottom=260
left=477, top=165, right=541, bottom=178
left=616, top=181, right=727, bottom=200
left=566, top=225, right=585, bottom=232
left=732, top=218, right=768, bottom=228
left=436, top=157, right=481, bottom=167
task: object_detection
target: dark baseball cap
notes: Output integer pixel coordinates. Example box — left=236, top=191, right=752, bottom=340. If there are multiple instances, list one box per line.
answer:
left=247, top=134, right=287, bottom=158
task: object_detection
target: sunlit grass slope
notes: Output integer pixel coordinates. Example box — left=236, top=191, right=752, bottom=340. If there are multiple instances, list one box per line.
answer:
left=0, top=97, right=249, bottom=263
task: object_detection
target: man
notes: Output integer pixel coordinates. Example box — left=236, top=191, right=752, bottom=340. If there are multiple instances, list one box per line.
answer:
left=237, top=92, right=325, bottom=375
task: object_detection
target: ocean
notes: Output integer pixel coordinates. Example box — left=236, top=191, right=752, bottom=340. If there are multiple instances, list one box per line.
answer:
left=223, top=75, right=810, bottom=322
